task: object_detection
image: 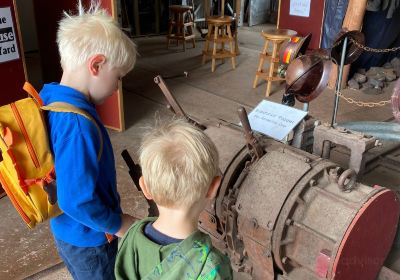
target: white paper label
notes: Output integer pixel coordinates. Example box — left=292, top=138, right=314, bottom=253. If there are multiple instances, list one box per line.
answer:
left=0, top=7, right=20, bottom=63
left=247, top=100, right=307, bottom=141
left=289, top=0, right=311, bottom=17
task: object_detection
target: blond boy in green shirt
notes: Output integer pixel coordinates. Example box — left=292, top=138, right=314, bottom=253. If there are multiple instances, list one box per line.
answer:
left=115, top=119, right=232, bottom=280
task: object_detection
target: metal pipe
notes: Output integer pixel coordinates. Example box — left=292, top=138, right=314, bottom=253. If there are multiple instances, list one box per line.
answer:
left=338, top=121, right=400, bottom=141
left=331, top=36, right=348, bottom=127
left=303, top=102, right=309, bottom=112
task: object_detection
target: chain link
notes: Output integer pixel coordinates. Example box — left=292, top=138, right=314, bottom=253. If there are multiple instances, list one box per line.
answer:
left=331, top=36, right=396, bottom=107
left=335, top=91, right=391, bottom=107
left=349, top=37, right=400, bottom=53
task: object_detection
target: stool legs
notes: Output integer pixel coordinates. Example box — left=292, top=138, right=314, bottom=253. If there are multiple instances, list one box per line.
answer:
left=167, top=12, right=177, bottom=49
left=212, top=25, right=219, bottom=72
left=253, top=39, right=286, bottom=97
left=176, top=13, right=181, bottom=47
left=220, top=26, right=225, bottom=64
left=227, top=25, right=236, bottom=69
left=187, top=12, right=196, bottom=48
left=253, top=40, right=270, bottom=88
left=253, top=30, right=297, bottom=96
left=235, top=33, right=240, bottom=55
left=203, top=22, right=236, bottom=72
left=266, top=42, right=279, bottom=97
left=167, top=7, right=195, bottom=51
left=202, top=24, right=212, bottom=65
left=182, top=14, right=186, bottom=51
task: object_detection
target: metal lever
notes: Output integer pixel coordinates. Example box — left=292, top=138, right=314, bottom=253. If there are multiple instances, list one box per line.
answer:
left=121, top=149, right=158, bottom=217
left=121, top=149, right=142, bottom=191
left=237, top=107, right=264, bottom=161
left=154, top=75, right=206, bottom=130
left=154, top=75, right=187, bottom=118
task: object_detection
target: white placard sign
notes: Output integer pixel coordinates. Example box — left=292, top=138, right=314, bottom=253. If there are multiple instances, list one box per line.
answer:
left=0, top=7, right=20, bottom=63
left=289, top=0, right=311, bottom=17
left=247, top=100, right=307, bottom=141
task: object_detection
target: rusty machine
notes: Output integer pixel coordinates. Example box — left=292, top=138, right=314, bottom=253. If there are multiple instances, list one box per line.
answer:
left=122, top=30, right=400, bottom=280
left=150, top=75, right=400, bottom=280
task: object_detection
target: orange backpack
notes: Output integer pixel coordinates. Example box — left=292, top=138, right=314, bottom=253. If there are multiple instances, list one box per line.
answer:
left=0, top=82, right=102, bottom=228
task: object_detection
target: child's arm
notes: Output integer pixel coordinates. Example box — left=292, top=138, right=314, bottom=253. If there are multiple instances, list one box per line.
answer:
left=114, top=223, right=141, bottom=280
left=115, top=213, right=136, bottom=238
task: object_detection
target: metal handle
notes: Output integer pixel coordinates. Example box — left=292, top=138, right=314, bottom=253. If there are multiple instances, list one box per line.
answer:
left=237, top=106, right=263, bottom=161
left=338, top=169, right=356, bottom=192
left=154, top=75, right=206, bottom=130
left=154, top=75, right=187, bottom=117
left=238, top=107, right=252, bottom=134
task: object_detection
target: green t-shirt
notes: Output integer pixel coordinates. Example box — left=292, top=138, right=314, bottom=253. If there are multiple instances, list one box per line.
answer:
left=115, top=217, right=233, bottom=280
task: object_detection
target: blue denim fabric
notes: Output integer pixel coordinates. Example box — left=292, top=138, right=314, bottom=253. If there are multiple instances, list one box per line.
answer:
left=54, top=238, right=118, bottom=280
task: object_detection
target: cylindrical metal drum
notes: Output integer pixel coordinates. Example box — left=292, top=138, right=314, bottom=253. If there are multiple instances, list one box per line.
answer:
left=201, top=123, right=400, bottom=280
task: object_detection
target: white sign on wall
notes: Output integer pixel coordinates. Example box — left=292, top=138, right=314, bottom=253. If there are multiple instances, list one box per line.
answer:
left=0, top=7, right=20, bottom=63
left=289, top=0, right=311, bottom=17
left=247, top=100, right=307, bottom=141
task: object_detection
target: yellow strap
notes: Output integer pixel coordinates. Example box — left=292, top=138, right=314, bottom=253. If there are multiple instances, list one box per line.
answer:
left=42, top=102, right=103, bottom=161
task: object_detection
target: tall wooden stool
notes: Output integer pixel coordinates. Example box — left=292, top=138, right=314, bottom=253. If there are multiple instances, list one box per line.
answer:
left=167, top=5, right=195, bottom=51
left=253, top=29, right=297, bottom=97
left=202, top=16, right=236, bottom=72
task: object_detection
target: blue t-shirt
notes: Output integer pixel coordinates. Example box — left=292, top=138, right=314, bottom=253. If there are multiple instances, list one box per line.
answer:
left=144, top=222, right=183, bottom=245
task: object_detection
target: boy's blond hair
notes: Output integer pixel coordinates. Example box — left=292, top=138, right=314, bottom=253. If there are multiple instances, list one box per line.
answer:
left=139, top=119, right=220, bottom=208
left=57, top=0, right=136, bottom=75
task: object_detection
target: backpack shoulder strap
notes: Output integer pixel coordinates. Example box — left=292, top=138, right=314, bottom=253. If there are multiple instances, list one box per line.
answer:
left=42, top=102, right=103, bottom=161
left=23, top=82, right=44, bottom=106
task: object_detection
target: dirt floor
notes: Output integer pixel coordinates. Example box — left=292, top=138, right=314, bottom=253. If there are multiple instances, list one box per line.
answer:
left=1, top=25, right=399, bottom=279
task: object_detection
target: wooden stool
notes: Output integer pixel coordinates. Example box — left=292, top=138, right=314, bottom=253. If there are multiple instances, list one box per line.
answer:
left=253, top=29, right=297, bottom=97
left=167, top=5, right=195, bottom=51
left=202, top=16, right=236, bottom=72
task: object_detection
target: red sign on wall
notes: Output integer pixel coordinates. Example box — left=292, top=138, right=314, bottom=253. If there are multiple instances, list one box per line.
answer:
left=278, top=0, right=325, bottom=50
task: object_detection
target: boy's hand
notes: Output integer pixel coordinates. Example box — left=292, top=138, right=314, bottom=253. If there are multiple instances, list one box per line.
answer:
left=115, top=214, right=136, bottom=238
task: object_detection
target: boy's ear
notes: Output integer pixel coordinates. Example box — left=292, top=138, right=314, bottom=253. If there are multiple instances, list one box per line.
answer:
left=88, top=54, right=106, bottom=76
left=206, top=176, right=222, bottom=199
left=139, top=176, right=153, bottom=200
